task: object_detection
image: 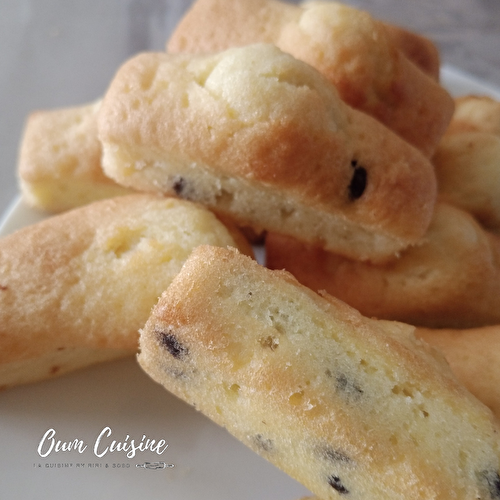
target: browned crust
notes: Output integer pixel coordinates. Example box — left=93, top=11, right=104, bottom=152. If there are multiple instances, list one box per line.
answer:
left=444, top=95, right=500, bottom=135
left=383, top=24, right=441, bottom=81
left=18, top=102, right=106, bottom=185
left=17, top=102, right=133, bottom=212
left=417, top=325, right=500, bottom=419
left=0, top=194, right=252, bottom=385
left=138, top=245, right=500, bottom=499
left=265, top=202, right=500, bottom=328
left=98, top=47, right=437, bottom=261
left=432, top=95, right=500, bottom=233
left=166, top=0, right=454, bottom=156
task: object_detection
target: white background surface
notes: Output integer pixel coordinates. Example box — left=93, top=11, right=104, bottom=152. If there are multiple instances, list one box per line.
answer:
left=1, top=1, right=500, bottom=499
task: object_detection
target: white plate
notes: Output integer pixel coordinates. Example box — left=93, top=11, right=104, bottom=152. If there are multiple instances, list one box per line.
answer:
left=1, top=67, right=500, bottom=500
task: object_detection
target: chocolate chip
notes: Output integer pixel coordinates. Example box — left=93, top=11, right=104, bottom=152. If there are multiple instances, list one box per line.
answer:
left=252, top=434, right=274, bottom=453
left=348, top=160, right=367, bottom=200
left=322, top=447, right=352, bottom=465
left=0, top=285, right=8, bottom=291
left=479, top=470, right=500, bottom=498
left=172, top=176, right=186, bottom=196
left=335, top=373, right=364, bottom=400
left=328, top=475, right=349, bottom=494
left=171, top=175, right=198, bottom=201
left=155, top=327, right=188, bottom=360
left=167, top=368, right=189, bottom=380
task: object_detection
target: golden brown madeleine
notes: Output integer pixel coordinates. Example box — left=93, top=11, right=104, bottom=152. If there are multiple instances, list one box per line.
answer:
left=18, top=101, right=133, bottom=213
left=17, top=100, right=268, bottom=243
left=445, top=95, right=500, bottom=135
left=433, top=95, right=500, bottom=233
left=98, top=44, right=437, bottom=263
left=167, top=0, right=454, bottom=156
left=382, top=23, right=441, bottom=80
left=292, top=325, right=500, bottom=496
left=266, top=202, right=500, bottom=329
left=139, top=245, right=500, bottom=500
left=0, top=194, right=252, bottom=389
left=416, top=325, right=500, bottom=420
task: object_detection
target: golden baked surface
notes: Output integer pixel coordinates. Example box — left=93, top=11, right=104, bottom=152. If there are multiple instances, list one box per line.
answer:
left=0, top=194, right=252, bottom=388
left=167, top=0, right=454, bottom=156
left=382, top=23, right=441, bottom=80
left=433, top=95, right=500, bottom=233
left=266, top=202, right=500, bottom=329
left=446, top=95, right=500, bottom=135
left=417, top=325, right=500, bottom=421
left=98, top=44, right=437, bottom=263
left=18, top=101, right=133, bottom=213
left=139, top=245, right=500, bottom=500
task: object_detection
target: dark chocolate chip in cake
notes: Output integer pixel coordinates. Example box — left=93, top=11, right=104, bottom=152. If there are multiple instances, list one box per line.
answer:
left=328, top=474, right=349, bottom=495
left=349, top=160, right=367, bottom=200
left=333, top=373, right=364, bottom=401
left=155, top=327, right=189, bottom=360
left=172, top=176, right=186, bottom=196
left=321, top=446, right=353, bottom=465
left=478, top=469, right=500, bottom=498
left=252, top=433, right=274, bottom=453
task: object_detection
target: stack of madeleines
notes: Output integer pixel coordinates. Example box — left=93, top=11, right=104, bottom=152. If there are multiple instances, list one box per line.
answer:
left=4, top=0, right=500, bottom=498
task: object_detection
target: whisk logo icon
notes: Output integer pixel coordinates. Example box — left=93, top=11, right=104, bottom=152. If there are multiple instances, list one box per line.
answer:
left=136, top=461, right=175, bottom=470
